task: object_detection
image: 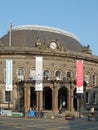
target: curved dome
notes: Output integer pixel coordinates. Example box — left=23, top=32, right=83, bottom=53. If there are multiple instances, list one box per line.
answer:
left=1, top=25, right=83, bottom=52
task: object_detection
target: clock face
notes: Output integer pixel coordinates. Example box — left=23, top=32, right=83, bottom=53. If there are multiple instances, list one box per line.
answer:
left=50, top=42, right=57, bottom=49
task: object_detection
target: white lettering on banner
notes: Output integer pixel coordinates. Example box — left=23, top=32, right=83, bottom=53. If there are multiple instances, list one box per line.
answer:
left=77, top=87, right=83, bottom=93
left=35, top=57, right=43, bottom=91
left=76, top=60, right=83, bottom=93
left=6, top=59, right=13, bottom=91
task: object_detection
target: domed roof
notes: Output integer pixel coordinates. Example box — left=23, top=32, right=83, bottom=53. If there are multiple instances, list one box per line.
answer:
left=1, top=25, right=84, bottom=52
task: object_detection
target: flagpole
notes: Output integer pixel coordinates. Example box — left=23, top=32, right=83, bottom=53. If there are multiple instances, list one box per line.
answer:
left=9, top=21, right=12, bottom=46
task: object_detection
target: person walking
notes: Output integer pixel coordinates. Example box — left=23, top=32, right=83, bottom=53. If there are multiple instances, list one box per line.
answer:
left=58, top=104, right=62, bottom=114
left=90, top=106, right=94, bottom=115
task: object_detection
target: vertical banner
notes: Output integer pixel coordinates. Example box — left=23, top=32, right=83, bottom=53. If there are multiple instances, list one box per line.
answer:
left=6, top=59, right=13, bottom=91
left=76, top=60, right=83, bottom=93
left=35, top=57, right=43, bottom=91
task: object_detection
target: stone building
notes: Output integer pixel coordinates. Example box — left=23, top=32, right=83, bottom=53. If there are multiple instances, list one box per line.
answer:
left=0, top=25, right=98, bottom=115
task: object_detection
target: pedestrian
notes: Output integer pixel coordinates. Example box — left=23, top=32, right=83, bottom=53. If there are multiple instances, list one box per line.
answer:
left=58, top=104, right=62, bottom=114
left=90, top=106, right=94, bottom=115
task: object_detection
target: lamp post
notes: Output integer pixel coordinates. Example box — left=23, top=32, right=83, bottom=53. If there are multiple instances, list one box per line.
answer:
left=77, top=93, right=83, bottom=118
left=37, top=91, right=40, bottom=112
left=8, top=91, right=10, bottom=109
left=69, top=79, right=73, bottom=112
left=76, top=80, right=88, bottom=118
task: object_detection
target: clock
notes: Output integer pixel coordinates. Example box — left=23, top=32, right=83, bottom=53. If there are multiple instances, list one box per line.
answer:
left=50, top=42, right=57, bottom=49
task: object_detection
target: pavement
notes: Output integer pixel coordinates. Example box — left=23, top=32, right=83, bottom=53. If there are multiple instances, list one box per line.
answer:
left=0, top=116, right=98, bottom=130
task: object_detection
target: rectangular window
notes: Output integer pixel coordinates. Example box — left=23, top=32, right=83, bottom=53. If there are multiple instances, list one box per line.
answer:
left=86, top=92, right=89, bottom=104
left=92, top=75, right=96, bottom=86
left=93, top=93, right=97, bottom=104
left=85, top=74, right=89, bottom=84
left=5, top=91, right=11, bottom=102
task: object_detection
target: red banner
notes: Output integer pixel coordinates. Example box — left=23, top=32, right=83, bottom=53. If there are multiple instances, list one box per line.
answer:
left=76, top=60, right=83, bottom=93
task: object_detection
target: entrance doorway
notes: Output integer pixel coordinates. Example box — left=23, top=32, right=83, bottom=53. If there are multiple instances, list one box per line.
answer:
left=58, top=87, right=68, bottom=111
left=30, top=87, right=36, bottom=109
left=43, top=87, right=52, bottom=110
left=74, top=88, right=77, bottom=110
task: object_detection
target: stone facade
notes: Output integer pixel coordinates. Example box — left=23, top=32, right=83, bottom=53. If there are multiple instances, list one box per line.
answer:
left=0, top=25, right=98, bottom=115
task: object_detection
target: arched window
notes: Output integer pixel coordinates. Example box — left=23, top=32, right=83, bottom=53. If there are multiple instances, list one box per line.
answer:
left=17, top=68, right=25, bottom=81
left=85, top=73, right=90, bottom=84
left=85, top=92, right=89, bottom=104
left=43, top=70, right=50, bottom=80
left=66, top=71, right=73, bottom=80
left=92, top=74, right=97, bottom=86
left=55, top=71, right=61, bottom=80
left=30, top=69, right=36, bottom=80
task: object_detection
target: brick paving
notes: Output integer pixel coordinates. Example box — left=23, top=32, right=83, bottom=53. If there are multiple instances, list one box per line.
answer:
left=0, top=116, right=98, bottom=130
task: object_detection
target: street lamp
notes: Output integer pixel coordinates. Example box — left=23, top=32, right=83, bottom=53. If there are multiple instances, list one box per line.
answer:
left=8, top=91, right=10, bottom=109
left=76, top=80, right=88, bottom=118
left=69, top=79, right=73, bottom=112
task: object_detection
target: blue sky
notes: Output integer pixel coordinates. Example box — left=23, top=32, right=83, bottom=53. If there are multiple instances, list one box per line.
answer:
left=0, top=0, right=98, bottom=55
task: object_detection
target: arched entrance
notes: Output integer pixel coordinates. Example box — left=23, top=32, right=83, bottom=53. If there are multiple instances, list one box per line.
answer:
left=30, top=87, right=36, bottom=109
left=43, top=87, right=52, bottom=110
left=74, top=88, right=77, bottom=110
left=58, top=87, right=68, bottom=111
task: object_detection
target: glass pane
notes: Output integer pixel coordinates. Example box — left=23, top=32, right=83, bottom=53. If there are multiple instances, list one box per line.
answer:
left=86, top=92, right=89, bottom=104
left=17, top=69, right=25, bottom=80
left=5, top=91, right=11, bottom=102
left=30, top=70, right=35, bottom=79
left=44, top=70, right=50, bottom=80
left=56, top=71, right=60, bottom=77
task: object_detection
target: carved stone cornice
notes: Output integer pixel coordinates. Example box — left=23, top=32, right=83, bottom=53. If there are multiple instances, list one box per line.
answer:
left=0, top=46, right=98, bottom=63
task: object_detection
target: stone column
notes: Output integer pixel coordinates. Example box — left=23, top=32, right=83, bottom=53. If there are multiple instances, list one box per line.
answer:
left=17, top=85, right=20, bottom=111
left=70, top=84, right=74, bottom=112
left=27, top=87, right=31, bottom=111
left=53, top=82, right=58, bottom=115
left=24, top=86, right=28, bottom=113
left=36, top=91, right=39, bottom=111
left=67, top=90, right=70, bottom=111
left=36, top=91, right=43, bottom=111
left=67, top=83, right=70, bottom=111
left=39, top=91, right=43, bottom=111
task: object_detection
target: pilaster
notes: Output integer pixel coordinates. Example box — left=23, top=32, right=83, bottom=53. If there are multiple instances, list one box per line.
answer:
left=53, top=82, right=58, bottom=115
